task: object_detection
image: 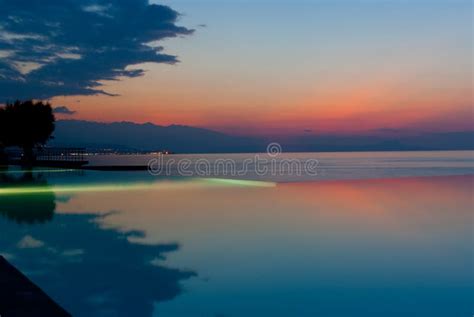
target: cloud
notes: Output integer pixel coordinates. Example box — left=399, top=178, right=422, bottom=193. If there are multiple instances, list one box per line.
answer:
left=0, top=0, right=193, bottom=100
left=17, top=235, right=45, bottom=249
left=0, top=213, right=196, bottom=316
left=54, top=105, right=76, bottom=115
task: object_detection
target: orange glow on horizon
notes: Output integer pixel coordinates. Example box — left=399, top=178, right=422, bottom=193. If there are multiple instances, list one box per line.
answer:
left=51, top=57, right=473, bottom=137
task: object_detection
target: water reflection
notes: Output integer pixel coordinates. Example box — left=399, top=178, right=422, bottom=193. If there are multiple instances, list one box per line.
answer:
left=56, top=175, right=470, bottom=317
left=0, top=168, right=55, bottom=224
left=1, top=164, right=472, bottom=316
left=0, top=169, right=197, bottom=316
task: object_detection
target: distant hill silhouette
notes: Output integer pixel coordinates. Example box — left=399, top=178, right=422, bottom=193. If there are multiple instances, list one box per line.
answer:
left=51, top=120, right=474, bottom=153
left=52, top=120, right=264, bottom=153
left=280, top=131, right=474, bottom=152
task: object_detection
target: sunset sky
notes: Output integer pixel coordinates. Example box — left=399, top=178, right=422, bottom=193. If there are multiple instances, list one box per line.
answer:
left=1, top=0, right=472, bottom=137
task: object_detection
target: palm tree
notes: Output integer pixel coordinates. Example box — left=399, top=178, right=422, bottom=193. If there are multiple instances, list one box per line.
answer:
left=1, top=100, right=55, bottom=164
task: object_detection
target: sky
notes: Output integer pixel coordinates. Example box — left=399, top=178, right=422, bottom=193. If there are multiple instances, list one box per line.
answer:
left=0, top=0, right=472, bottom=137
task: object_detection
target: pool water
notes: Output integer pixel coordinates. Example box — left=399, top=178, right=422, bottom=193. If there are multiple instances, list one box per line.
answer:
left=0, top=151, right=473, bottom=316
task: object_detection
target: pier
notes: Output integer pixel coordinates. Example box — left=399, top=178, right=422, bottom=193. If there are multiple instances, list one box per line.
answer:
left=6, top=147, right=89, bottom=168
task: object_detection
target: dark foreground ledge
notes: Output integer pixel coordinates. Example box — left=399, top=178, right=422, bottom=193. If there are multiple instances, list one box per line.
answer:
left=0, top=256, right=71, bottom=317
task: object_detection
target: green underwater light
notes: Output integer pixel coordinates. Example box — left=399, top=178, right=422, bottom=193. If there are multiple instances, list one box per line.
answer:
left=0, top=182, right=155, bottom=195
left=202, top=178, right=276, bottom=187
left=0, top=168, right=76, bottom=174
left=0, top=178, right=275, bottom=196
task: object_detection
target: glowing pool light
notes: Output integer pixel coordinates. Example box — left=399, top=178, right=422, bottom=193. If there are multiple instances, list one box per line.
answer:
left=202, top=178, right=276, bottom=187
left=0, top=183, right=154, bottom=195
left=0, top=178, right=276, bottom=195
left=0, top=169, right=76, bottom=174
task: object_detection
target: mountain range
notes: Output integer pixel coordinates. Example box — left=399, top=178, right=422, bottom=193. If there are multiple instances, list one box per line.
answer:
left=51, top=120, right=474, bottom=153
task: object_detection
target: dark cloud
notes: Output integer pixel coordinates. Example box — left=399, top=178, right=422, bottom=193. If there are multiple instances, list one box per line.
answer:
left=0, top=0, right=193, bottom=100
left=53, top=105, right=76, bottom=115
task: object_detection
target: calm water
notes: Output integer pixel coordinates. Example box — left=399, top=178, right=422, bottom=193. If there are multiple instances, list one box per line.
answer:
left=88, top=150, right=474, bottom=182
left=0, top=151, right=473, bottom=316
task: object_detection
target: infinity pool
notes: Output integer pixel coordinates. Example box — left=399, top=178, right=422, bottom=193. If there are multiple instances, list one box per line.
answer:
left=0, top=151, right=473, bottom=316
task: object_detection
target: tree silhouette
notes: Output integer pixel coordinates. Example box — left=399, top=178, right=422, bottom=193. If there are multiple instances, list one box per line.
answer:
left=0, top=110, right=6, bottom=164
left=0, top=100, right=55, bottom=164
left=0, top=168, right=56, bottom=224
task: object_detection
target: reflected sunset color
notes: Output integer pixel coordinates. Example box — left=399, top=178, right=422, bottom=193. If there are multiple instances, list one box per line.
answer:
left=33, top=173, right=473, bottom=316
